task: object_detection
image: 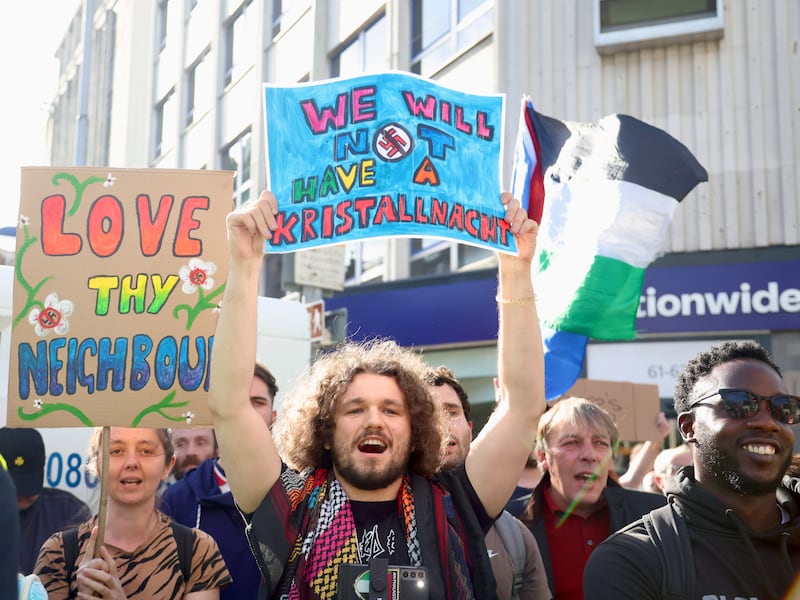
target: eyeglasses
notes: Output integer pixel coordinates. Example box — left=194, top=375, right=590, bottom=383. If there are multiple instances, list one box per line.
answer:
left=688, top=388, right=800, bottom=425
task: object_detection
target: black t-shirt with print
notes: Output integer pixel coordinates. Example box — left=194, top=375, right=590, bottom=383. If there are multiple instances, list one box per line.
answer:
left=351, top=499, right=410, bottom=565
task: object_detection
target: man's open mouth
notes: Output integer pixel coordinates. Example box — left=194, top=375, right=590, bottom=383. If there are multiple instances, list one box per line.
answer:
left=358, top=438, right=387, bottom=454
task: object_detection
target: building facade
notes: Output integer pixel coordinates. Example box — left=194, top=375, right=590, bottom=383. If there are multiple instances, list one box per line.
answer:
left=47, top=0, right=800, bottom=427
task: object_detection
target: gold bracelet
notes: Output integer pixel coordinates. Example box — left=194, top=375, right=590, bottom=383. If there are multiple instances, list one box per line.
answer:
left=495, top=295, right=537, bottom=305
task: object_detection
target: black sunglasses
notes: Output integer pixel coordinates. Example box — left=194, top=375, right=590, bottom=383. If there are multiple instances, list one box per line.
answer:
left=688, top=388, right=800, bottom=425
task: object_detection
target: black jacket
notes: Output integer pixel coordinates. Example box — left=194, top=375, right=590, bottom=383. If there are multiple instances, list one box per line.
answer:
left=19, top=488, right=91, bottom=575
left=522, top=472, right=665, bottom=594
left=584, top=467, right=800, bottom=599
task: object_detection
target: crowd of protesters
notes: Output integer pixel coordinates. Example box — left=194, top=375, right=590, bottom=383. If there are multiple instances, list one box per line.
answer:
left=2, top=190, right=798, bottom=598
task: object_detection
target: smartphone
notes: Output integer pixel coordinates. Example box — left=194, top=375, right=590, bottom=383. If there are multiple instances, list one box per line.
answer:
left=337, top=564, right=429, bottom=600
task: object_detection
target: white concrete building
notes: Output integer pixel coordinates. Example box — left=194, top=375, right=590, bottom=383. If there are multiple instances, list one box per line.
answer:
left=47, top=0, right=800, bottom=425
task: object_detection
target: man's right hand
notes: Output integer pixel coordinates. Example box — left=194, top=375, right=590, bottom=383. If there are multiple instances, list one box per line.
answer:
left=225, top=190, right=280, bottom=266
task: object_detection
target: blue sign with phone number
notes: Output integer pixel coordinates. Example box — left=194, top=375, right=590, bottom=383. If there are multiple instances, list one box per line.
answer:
left=46, top=451, right=98, bottom=489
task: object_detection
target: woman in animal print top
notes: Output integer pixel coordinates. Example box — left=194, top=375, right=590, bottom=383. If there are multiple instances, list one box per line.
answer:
left=34, top=428, right=232, bottom=599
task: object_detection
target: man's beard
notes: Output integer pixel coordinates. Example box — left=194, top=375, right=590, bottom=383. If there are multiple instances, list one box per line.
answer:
left=694, top=421, right=790, bottom=495
left=332, top=441, right=410, bottom=491
left=173, top=458, right=198, bottom=480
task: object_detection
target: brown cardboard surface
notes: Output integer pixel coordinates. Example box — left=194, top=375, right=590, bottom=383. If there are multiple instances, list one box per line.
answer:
left=559, top=378, right=661, bottom=442
left=8, top=167, right=233, bottom=428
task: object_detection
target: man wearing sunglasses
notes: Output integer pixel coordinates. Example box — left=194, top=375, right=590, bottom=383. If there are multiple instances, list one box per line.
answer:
left=584, top=340, right=800, bottom=599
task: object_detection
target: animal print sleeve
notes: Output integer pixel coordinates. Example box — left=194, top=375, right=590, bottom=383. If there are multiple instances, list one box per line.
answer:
left=186, top=529, right=233, bottom=593
left=34, top=532, right=71, bottom=600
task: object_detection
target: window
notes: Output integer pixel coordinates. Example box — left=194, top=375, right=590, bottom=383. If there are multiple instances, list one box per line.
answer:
left=409, top=239, right=494, bottom=278
left=224, top=0, right=256, bottom=87
left=86, top=9, right=116, bottom=168
left=153, top=89, right=177, bottom=159
left=156, top=0, right=170, bottom=52
left=345, top=240, right=386, bottom=285
left=185, top=51, right=213, bottom=125
left=222, top=129, right=252, bottom=207
left=332, top=14, right=391, bottom=285
left=410, top=239, right=453, bottom=278
left=410, top=0, right=493, bottom=76
left=331, top=14, right=388, bottom=77
left=406, top=1, right=496, bottom=276
left=594, top=0, right=723, bottom=54
left=272, top=0, right=310, bottom=38
left=57, top=11, right=82, bottom=75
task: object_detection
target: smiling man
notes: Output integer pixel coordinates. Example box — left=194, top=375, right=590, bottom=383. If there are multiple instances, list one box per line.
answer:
left=584, top=341, right=800, bottom=600
left=519, top=398, right=664, bottom=600
left=209, top=190, right=545, bottom=599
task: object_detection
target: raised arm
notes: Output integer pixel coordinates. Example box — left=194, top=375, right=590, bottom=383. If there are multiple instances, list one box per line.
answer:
left=466, top=192, right=544, bottom=518
left=209, top=191, right=283, bottom=513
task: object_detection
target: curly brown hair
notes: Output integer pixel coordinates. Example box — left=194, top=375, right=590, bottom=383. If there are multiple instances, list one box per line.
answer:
left=273, top=338, right=442, bottom=478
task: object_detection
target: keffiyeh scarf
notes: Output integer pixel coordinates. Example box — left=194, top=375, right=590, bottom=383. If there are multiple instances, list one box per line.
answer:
left=257, top=467, right=485, bottom=599
left=292, top=474, right=421, bottom=599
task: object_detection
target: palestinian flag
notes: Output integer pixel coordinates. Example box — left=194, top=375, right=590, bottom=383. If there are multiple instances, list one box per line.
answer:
left=511, top=98, right=708, bottom=399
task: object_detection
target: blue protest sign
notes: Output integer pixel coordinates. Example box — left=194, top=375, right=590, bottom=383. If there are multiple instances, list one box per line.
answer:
left=262, top=72, right=511, bottom=253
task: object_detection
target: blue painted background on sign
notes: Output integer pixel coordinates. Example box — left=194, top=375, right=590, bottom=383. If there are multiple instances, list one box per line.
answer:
left=263, top=72, right=509, bottom=253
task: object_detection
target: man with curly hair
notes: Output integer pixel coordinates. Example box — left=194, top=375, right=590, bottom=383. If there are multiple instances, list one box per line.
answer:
left=209, top=190, right=544, bottom=599
left=584, top=341, right=800, bottom=599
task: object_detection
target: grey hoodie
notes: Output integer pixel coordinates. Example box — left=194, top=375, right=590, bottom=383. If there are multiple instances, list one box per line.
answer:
left=583, top=466, right=800, bottom=600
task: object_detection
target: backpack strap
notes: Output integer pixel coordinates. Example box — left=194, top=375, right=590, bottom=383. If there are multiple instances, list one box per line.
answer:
left=62, top=527, right=80, bottom=587
left=170, top=521, right=195, bottom=584
left=493, top=510, right=525, bottom=599
left=642, top=503, right=694, bottom=600
left=61, top=522, right=194, bottom=587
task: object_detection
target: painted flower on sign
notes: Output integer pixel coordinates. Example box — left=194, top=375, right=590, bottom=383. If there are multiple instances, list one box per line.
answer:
left=103, top=173, right=116, bottom=187
left=28, top=293, right=73, bottom=337
left=182, top=411, right=195, bottom=424
left=33, top=399, right=42, bottom=410
left=18, top=214, right=30, bottom=228
left=179, top=258, right=216, bottom=294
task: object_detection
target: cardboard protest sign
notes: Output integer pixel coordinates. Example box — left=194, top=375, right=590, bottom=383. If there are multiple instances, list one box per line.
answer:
left=7, top=167, right=232, bottom=428
left=263, top=72, right=511, bottom=253
left=558, top=378, right=661, bottom=442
